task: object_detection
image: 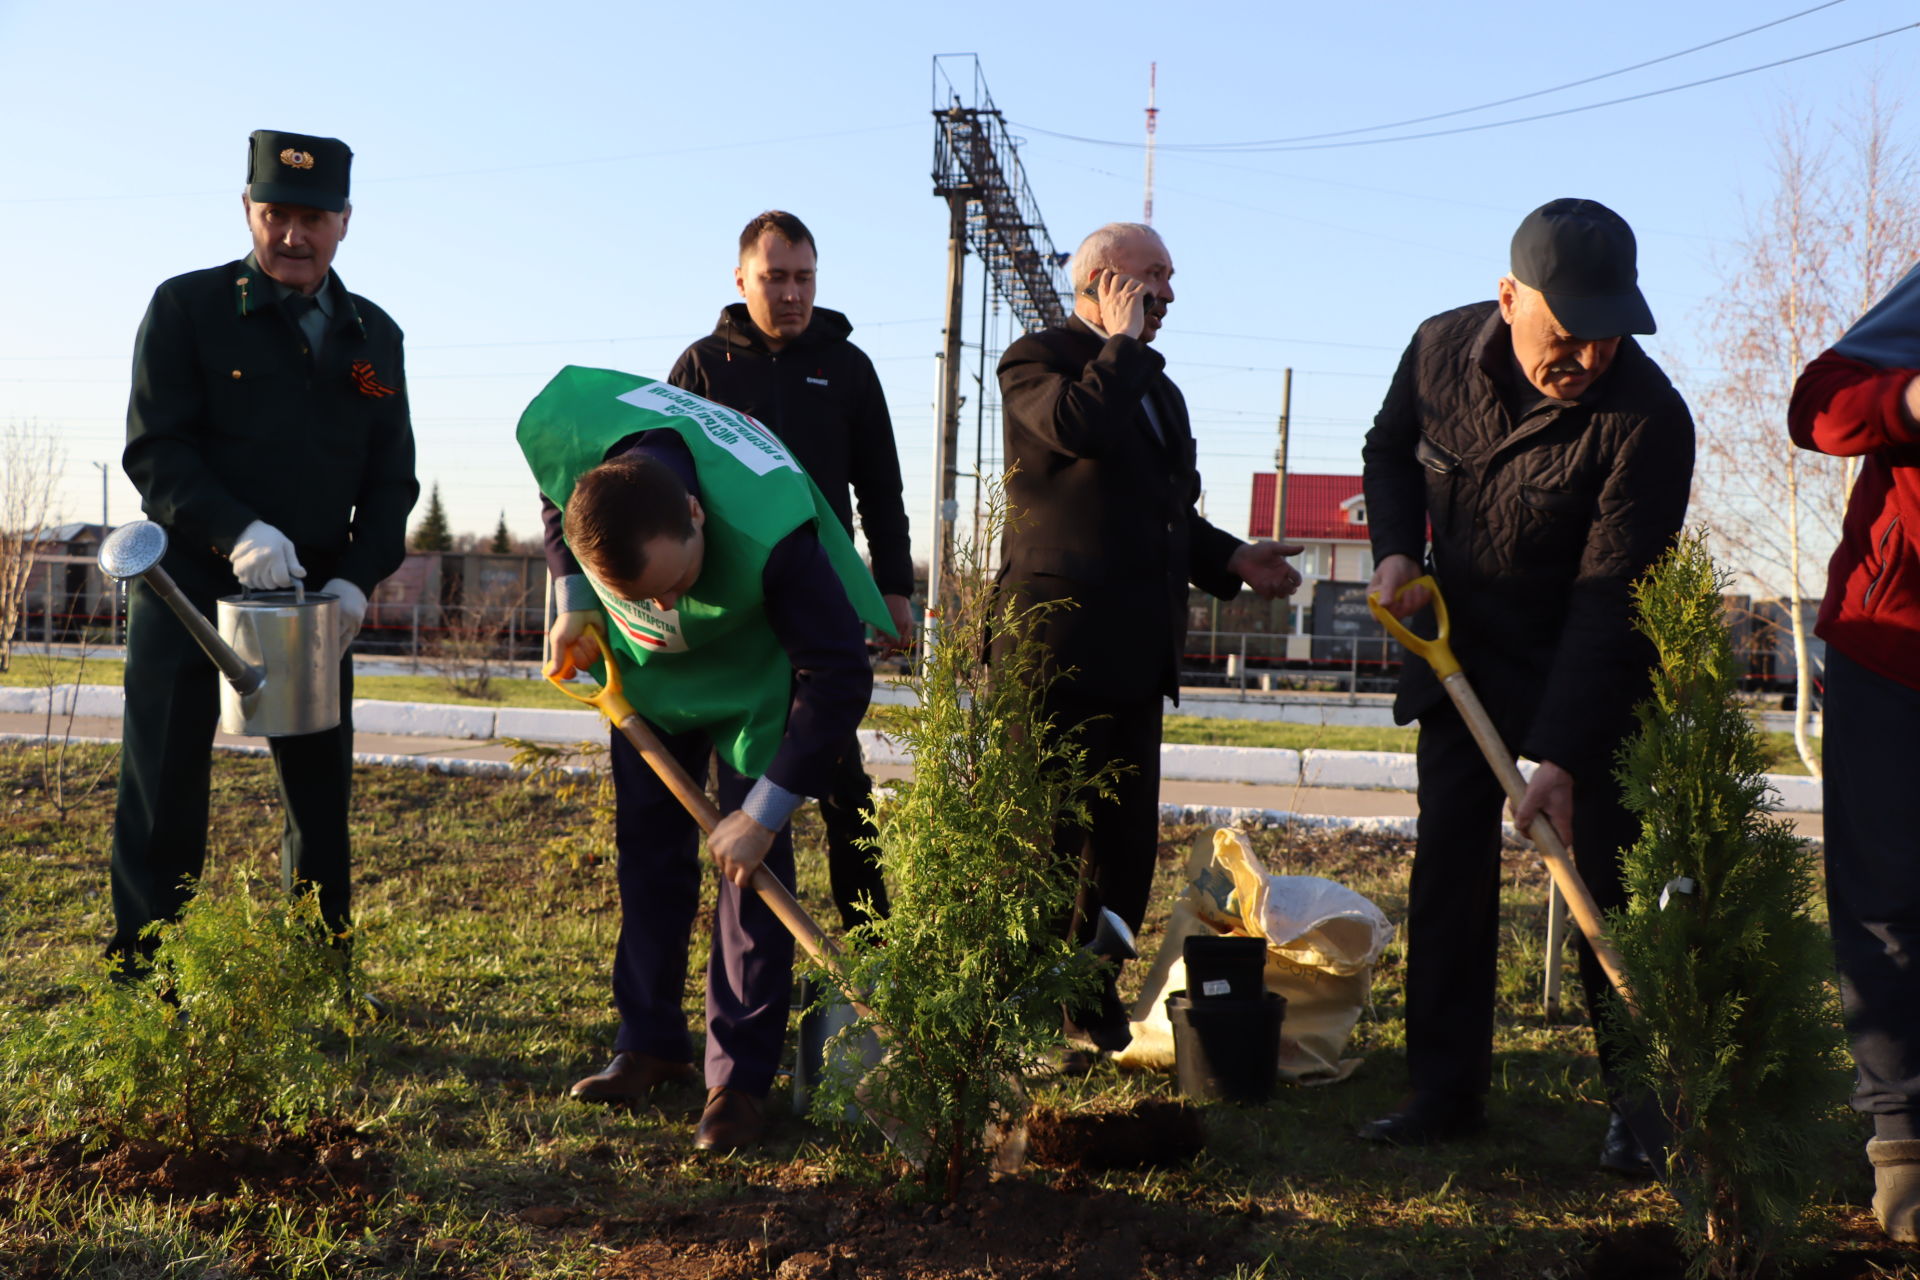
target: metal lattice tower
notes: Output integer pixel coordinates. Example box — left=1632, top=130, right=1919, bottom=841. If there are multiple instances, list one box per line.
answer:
left=925, top=55, right=1069, bottom=620
left=931, top=56, right=1070, bottom=334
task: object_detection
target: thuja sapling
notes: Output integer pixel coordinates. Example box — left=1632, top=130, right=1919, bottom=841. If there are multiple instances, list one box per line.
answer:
left=1605, top=531, right=1847, bottom=1279
left=814, top=479, right=1117, bottom=1200
left=0, top=877, right=357, bottom=1152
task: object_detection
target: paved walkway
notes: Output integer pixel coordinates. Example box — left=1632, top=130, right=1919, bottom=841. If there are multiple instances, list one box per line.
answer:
left=0, top=711, right=1822, bottom=840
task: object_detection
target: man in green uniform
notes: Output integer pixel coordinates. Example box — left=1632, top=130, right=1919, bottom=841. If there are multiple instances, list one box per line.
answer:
left=521, top=369, right=886, bottom=1151
left=110, top=129, right=418, bottom=967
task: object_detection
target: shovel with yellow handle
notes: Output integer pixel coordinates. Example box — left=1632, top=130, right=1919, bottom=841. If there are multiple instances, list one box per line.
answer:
left=545, top=624, right=870, bottom=1017
left=1369, top=576, right=1678, bottom=1174
left=544, top=625, right=937, bottom=1155
left=1367, top=575, right=1635, bottom=1010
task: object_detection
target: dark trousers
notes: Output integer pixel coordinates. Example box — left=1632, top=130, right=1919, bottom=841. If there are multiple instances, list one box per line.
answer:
left=1044, top=686, right=1164, bottom=940
left=109, top=572, right=355, bottom=963
left=1823, top=648, right=1920, bottom=1139
left=1405, top=696, right=1635, bottom=1103
left=608, top=722, right=795, bottom=1097
left=817, top=732, right=890, bottom=931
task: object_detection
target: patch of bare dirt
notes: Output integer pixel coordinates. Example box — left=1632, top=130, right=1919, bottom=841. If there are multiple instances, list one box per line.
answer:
left=1025, top=1098, right=1205, bottom=1171
left=2, top=1118, right=391, bottom=1211
left=595, top=1176, right=1258, bottom=1280
left=1582, top=1219, right=1920, bottom=1280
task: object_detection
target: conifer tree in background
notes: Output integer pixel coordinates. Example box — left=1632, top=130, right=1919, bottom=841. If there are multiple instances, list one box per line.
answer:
left=489, top=511, right=512, bottom=554
left=818, top=478, right=1114, bottom=1201
left=1607, top=531, right=1847, bottom=1279
left=411, top=483, right=452, bottom=552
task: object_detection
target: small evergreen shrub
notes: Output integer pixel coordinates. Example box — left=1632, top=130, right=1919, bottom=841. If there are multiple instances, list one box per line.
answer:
left=1607, top=531, right=1848, bottom=1279
left=818, top=481, right=1114, bottom=1200
left=1, top=877, right=357, bottom=1151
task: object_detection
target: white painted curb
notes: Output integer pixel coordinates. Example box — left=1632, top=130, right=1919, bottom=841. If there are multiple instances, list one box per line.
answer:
left=15, top=684, right=1824, bottom=812
left=352, top=700, right=496, bottom=740
left=1764, top=773, right=1821, bottom=811
left=1302, top=749, right=1418, bottom=790
left=493, top=706, right=603, bottom=743
left=854, top=728, right=912, bottom=768
left=0, top=687, right=59, bottom=715
left=1161, top=744, right=1302, bottom=785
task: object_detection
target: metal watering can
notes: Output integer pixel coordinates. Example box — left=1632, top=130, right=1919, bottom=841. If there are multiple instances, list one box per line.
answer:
left=98, top=521, right=342, bottom=738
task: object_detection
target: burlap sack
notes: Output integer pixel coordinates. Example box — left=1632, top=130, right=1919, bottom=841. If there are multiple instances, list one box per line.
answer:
left=1115, top=829, right=1392, bottom=1085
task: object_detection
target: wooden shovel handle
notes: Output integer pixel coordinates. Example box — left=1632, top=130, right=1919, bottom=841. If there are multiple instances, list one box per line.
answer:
left=1441, top=671, right=1637, bottom=1012
left=608, top=707, right=839, bottom=969
left=542, top=624, right=839, bottom=969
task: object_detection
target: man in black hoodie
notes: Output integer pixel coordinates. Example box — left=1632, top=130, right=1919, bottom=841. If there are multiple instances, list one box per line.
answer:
left=666, top=210, right=913, bottom=932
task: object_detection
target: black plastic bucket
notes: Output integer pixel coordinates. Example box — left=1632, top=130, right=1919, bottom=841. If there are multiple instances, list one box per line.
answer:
left=1166, top=989, right=1286, bottom=1104
left=1183, top=934, right=1268, bottom=1002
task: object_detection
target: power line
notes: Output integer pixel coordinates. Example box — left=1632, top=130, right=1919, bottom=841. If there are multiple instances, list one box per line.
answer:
left=1146, top=2, right=1850, bottom=148
left=1011, top=19, right=1918, bottom=154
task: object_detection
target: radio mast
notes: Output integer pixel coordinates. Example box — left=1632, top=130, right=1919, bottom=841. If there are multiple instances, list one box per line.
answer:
left=1143, top=63, right=1158, bottom=225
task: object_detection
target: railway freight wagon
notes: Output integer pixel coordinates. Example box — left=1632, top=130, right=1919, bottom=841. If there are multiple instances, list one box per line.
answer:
left=358, top=551, right=549, bottom=659
left=1176, top=577, right=1821, bottom=697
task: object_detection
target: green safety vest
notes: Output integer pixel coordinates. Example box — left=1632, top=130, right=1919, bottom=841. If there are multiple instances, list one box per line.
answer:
left=517, top=365, right=891, bottom=777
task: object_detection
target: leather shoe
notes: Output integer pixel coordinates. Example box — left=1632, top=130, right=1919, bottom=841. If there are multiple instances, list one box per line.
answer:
left=1598, top=1109, right=1655, bottom=1178
left=1063, top=970, right=1133, bottom=1054
left=694, top=1086, right=765, bottom=1154
left=568, top=1051, right=696, bottom=1104
left=1357, top=1096, right=1486, bottom=1146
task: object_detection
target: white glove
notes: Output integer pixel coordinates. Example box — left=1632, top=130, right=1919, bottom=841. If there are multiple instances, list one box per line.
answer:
left=321, top=578, right=367, bottom=648
left=230, top=520, right=306, bottom=590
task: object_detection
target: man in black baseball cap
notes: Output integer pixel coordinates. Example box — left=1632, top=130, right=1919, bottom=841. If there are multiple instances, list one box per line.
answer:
left=1510, top=197, right=1656, bottom=340
left=110, top=129, right=416, bottom=993
left=1357, top=198, right=1694, bottom=1174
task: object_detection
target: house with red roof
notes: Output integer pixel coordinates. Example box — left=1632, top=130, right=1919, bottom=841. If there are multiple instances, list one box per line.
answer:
left=1247, top=473, right=1375, bottom=584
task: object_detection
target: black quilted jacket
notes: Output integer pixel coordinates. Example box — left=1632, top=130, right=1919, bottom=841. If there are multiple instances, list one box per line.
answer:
left=1361, top=302, right=1695, bottom=770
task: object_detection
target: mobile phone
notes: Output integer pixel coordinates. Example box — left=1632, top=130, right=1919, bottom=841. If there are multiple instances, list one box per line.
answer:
left=1082, top=270, right=1167, bottom=318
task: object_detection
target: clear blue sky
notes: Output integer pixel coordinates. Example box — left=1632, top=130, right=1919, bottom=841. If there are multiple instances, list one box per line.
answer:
left=4, top=0, right=1915, bottom=570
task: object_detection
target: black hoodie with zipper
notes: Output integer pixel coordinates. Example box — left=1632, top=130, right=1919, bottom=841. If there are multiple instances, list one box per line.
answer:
left=667, top=303, right=913, bottom=598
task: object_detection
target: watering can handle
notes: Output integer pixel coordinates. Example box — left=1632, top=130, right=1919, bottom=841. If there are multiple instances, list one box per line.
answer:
left=1365, top=575, right=1460, bottom=680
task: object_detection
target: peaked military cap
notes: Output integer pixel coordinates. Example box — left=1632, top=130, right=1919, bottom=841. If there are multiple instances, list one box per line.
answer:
left=246, top=130, right=352, bottom=212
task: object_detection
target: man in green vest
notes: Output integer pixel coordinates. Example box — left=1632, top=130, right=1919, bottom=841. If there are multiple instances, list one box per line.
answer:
left=111, top=129, right=416, bottom=969
left=520, top=368, right=887, bottom=1153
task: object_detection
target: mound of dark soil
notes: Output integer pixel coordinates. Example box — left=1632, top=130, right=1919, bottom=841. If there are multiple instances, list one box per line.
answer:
left=594, top=1175, right=1257, bottom=1280
left=1583, top=1218, right=1919, bottom=1280
left=1025, top=1098, right=1206, bottom=1171
left=2, top=1118, right=390, bottom=1208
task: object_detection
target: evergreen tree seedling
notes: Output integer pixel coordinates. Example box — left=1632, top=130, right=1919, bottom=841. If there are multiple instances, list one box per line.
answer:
left=815, top=479, right=1115, bottom=1201
left=0, top=877, right=358, bottom=1152
left=1606, top=531, right=1848, bottom=1279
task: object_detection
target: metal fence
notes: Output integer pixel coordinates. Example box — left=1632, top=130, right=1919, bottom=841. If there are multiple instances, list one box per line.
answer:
left=9, top=554, right=552, bottom=663
left=1178, top=629, right=1400, bottom=697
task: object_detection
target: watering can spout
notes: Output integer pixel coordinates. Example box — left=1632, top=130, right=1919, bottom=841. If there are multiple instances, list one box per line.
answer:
left=97, top=521, right=266, bottom=698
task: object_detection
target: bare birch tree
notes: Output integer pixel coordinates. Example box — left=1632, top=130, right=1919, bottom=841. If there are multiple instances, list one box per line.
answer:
left=1691, top=83, right=1920, bottom=775
left=0, top=420, right=66, bottom=674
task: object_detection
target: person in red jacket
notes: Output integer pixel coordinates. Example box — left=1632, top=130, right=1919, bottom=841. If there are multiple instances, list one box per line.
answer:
left=1789, top=270, right=1920, bottom=1242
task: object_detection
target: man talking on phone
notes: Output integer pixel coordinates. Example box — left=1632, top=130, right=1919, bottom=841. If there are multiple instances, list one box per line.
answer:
left=996, top=221, right=1303, bottom=1055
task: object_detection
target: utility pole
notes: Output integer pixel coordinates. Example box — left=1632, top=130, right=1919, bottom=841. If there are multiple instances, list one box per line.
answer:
left=1143, top=63, right=1158, bottom=225
left=1269, top=367, right=1292, bottom=544
left=930, top=195, right=968, bottom=624
left=92, top=460, right=109, bottom=529
left=927, top=55, right=1072, bottom=639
